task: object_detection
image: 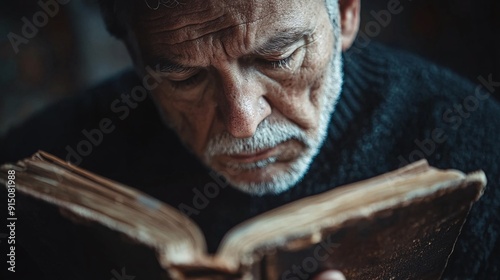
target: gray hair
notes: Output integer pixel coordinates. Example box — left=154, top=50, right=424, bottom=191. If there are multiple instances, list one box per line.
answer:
left=325, top=0, right=341, bottom=30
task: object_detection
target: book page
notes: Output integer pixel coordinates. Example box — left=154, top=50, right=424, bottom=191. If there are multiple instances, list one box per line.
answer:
left=0, top=151, right=207, bottom=269
left=215, top=164, right=485, bottom=279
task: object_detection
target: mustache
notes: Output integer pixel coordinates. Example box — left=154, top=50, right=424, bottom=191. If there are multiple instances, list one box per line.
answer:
left=204, top=118, right=311, bottom=158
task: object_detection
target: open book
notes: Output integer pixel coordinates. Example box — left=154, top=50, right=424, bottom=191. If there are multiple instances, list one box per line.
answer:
left=0, top=151, right=486, bottom=280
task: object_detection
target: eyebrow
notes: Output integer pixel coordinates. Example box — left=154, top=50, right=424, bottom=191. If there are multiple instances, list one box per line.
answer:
left=255, top=28, right=314, bottom=56
left=147, top=57, right=195, bottom=74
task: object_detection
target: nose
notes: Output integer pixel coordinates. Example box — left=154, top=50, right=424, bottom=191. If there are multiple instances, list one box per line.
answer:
left=217, top=69, right=271, bottom=138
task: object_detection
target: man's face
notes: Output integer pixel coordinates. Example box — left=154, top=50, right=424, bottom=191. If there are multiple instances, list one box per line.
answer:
left=127, top=0, right=343, bottom=195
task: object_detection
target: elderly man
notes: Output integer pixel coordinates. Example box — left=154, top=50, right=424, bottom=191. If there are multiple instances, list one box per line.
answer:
left=1, top=0, right=499, bottom=279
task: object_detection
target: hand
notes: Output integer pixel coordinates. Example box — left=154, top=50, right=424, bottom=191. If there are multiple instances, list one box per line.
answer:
left=313, top=270, right=346, bottom=280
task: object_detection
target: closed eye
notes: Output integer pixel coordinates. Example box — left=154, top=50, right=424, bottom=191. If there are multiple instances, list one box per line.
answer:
left=169, top=70, right=207, bottom=89
left=257, top=48, right=300, bottom=71
left=267, top=55, right=294, bottom=69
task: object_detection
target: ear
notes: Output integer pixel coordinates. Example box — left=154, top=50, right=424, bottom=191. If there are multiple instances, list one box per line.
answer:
left=338, top=0, right=360, bottom=51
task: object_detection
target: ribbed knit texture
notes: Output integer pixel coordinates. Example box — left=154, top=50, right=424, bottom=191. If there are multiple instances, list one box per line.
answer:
left=1, top=43, right=499, bottom=279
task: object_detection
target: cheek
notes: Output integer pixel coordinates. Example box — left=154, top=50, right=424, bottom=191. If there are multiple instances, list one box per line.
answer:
left=151, top=87, right=217, bottom=153
left=308, top=71, right=328, bottom=106
left=302, top=45, right=334, bottom=107
left=272, top=58, right=331, bottom=130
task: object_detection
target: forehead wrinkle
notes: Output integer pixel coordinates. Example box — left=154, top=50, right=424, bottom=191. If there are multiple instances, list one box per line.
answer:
left=196, top=12, right=275, bottom=60
left=145, top=13, right=228, bottom=36
left=135, top=0, right=225, bottom=28
left=149, top=8, right=272, bottom=47
left=225, top=12, right=274, bottom=57
left=146, top=40, right=213, bottom=68
left=135, top=2, right=257, bottom=43
left=135, top=0, right=276, bottom=45
left=152, top=21, right=239, bottom=46
left=149, top=14, right=271, bottom=65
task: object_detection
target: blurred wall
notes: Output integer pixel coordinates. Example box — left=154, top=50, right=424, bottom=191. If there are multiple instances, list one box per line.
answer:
left=0, top=0, right=132, bottom=135
left=359, top=0, right=499, bottom=91
left=0, top=0, right=498, bottom=135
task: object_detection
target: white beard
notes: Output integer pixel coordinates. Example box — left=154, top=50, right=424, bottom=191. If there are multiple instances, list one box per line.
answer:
left=203, top=38, right=344, bottom=196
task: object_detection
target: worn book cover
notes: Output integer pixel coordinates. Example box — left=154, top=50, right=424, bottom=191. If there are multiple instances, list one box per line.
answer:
left=0, top=151, right=486, bottom=279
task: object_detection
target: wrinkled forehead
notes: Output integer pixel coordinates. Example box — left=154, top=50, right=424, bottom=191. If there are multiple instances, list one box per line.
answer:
left=129, top=0, right=324, bottom=43
left=135, top=0, right=285, bottom=26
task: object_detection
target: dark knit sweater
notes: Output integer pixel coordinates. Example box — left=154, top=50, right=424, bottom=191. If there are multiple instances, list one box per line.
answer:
left=1, top=43, right=499, bottom=279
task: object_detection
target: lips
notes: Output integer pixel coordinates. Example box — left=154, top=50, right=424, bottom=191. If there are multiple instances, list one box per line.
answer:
left=223, top=146, right=277, bottom=163
left=211, top=139, right=304, bottom=172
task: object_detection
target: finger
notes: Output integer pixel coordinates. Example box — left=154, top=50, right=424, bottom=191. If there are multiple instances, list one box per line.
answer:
left=314, top=270, right=346, bottom=280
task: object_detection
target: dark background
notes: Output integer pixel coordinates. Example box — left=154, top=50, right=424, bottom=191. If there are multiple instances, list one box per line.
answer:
left=361, top=0, right=500, bottom=92
left=0, top=0, right=499, bottom=135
